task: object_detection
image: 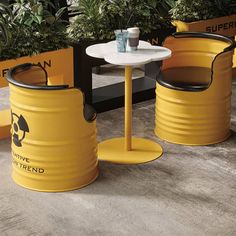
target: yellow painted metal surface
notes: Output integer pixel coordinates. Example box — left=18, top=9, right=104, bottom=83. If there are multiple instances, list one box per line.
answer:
left=155, top=36, right=233, bottom=145
left=97, top=66, right=163, bottom=164
left=0, top=47, right=74, bottom=88
left=0, top=48, right=74, bottom=140
left=98, top=137, right=162, bottom=164
left=173, top=16, right=236, bottom=77
left=8, top=68, right=98, bottom=192
left=173, top=15, right=236, bottom=36
left=125, top=66, right=132, bottom=151
left=234, top=36, right=236, bottom=77
left=0, top=109, right=11, bottom=140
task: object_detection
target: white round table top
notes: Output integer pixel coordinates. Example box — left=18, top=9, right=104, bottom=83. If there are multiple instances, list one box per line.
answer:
left=86, top=40, right=171, bottom=66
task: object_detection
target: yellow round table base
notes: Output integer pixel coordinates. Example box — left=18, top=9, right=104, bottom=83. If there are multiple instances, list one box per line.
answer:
left=98, top=137, right=163, bottom=164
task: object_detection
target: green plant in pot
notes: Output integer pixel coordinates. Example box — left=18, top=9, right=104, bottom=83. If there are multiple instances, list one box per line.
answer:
left=0, top=0, right=74, bottom=85
left=0, top=0, right=70, bottom=60
left=102, top=0, right=175, bottom=37
left=106, top=0, right=134, bottom=30
left=170, top=0, right=236, bottom=35
left=137, top=0, right=175, bottom=44
left=170, top=0, right=236, bottom=22
left=0, top=3, right=16, bottom=58
left=68, top=0, right=175, bottom=42
left=67, top=0, right=111, bottom=40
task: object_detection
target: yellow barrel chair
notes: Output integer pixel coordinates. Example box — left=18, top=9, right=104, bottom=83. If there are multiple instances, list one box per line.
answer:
left=155, top=32, right=235, bottom=145
left=6, top=63, right=98, bottom=192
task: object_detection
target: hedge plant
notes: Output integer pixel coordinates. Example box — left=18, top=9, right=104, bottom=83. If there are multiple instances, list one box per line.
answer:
left=170, top=0, right=236, bottom=22
left=0, top=0, right=70, bottom=61
left=68, top=0, right=175, bottom=41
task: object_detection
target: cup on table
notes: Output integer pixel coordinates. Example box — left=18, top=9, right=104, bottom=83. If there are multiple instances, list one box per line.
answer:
left=127, top=27, right=140, bottom=51
left=114, top=30, right=128, bottom=53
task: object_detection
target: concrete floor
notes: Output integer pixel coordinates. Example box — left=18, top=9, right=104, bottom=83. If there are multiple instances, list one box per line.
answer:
left=0, top=73, right=236, bottom=235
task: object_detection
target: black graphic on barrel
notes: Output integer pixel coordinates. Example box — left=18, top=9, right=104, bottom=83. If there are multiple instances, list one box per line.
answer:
left=11, top=112, right=29, bottom=147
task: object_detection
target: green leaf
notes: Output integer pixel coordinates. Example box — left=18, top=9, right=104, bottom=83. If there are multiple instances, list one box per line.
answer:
left=55, top=7, right=66, bottom=19
left=45, top=16, right=55, bottom=24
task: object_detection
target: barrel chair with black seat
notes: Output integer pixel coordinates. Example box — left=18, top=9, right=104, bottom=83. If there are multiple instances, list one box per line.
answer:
left=155, top=32, right=235, bottom=145
left=6, top=63, right=98, bottom=192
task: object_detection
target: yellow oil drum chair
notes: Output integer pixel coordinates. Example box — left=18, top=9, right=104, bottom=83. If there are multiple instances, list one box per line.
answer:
left=155, top=32, right=235, bottom=145
left=6, top=63, right=98, bottom=192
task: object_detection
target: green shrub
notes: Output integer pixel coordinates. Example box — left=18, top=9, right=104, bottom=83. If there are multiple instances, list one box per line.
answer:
left=170, top=0, right=236, bottom=22
left=0, top=0, right=69, bottom=61
left=68, top=0, right=110, bottom=40
left=68, top=0, right=175, bottom=41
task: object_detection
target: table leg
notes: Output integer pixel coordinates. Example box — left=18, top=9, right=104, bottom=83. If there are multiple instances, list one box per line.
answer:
left=125, top=66, right=132, bottom=151
left=97, top=65, right=163, bottom=164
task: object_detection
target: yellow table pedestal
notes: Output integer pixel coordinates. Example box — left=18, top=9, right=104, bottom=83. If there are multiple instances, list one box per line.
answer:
left=98, top=137, right=163, bottom=164
left=86, top=42, right=171, bottom=164
left=98, top=65, right=164, bottom=164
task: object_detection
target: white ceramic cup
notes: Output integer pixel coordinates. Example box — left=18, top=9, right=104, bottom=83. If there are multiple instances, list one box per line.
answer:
left=127, top=27, right=140, bottom=51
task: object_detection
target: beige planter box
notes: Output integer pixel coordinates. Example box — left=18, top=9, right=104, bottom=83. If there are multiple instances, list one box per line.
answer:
left=173, top=14, right=236, bottom=36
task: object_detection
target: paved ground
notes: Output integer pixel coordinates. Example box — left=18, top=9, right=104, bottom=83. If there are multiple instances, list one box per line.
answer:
left=0, top=71, right=235, bottom=236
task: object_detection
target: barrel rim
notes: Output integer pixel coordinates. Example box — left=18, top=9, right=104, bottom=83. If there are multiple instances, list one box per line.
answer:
left=156, top=32, right=235, bottom=92
left=172, top=32, right=235, bottom=52
left=6, top=63, right=69, bottom=90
